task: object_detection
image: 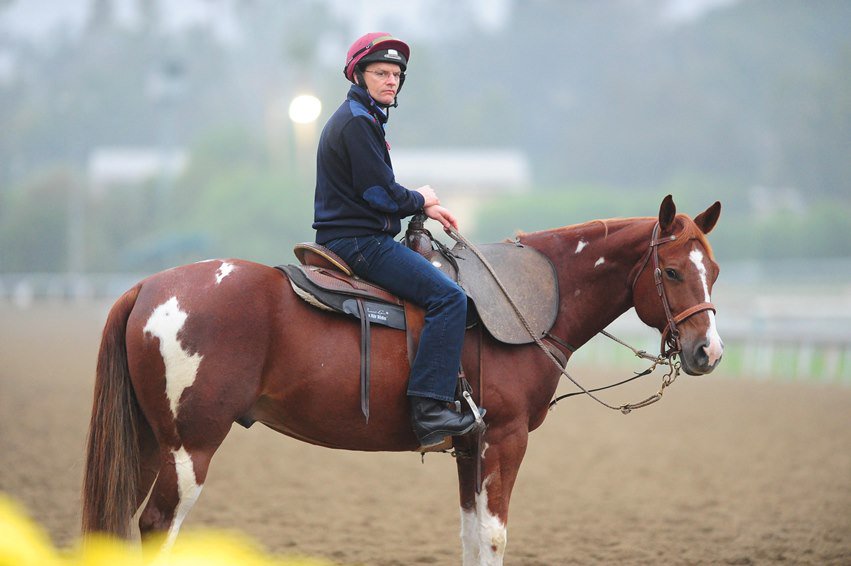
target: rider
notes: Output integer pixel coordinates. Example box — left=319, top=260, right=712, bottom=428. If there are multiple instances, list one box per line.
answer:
left=313, top=32, right=484, bottom=448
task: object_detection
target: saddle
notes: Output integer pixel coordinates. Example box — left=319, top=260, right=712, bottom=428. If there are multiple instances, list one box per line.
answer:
left=277, top=216, right=560, bottom=426
left=278, top=243, right=423, bottom=426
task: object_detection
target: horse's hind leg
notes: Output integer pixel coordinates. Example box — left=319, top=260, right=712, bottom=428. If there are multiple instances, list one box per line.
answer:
left=138, top=441, right=220, bottom=549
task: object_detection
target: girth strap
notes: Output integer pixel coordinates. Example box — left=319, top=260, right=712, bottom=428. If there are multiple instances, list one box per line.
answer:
left=357, top=299, right=371, bottom=422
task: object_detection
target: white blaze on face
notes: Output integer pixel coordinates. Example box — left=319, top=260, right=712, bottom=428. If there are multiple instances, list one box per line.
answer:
left=215, top=261, right=235, bottom=284
left=163, top=445, right=204, bottom=550
left=143, top=297, right=203, bottom=419
left=459, top=476, right=508, bottom=566
left=689, top=248, right=724, bottom=365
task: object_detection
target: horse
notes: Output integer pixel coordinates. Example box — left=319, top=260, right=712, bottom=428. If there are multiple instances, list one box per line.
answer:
left=82, top=195, right=723, bottom=565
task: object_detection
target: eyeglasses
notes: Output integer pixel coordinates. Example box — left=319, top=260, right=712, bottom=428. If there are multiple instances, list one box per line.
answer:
left=363, top=70, right=404, bottom=81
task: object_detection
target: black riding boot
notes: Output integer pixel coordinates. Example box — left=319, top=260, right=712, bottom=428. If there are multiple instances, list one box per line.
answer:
left=410, top=396, right=485, bottom=448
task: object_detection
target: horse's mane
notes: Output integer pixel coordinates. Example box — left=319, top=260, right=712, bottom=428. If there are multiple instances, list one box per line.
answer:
left=514, top=214, right=714, bottom=260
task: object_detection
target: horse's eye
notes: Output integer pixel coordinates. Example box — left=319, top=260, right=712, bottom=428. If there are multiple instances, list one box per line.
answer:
left=665, top=268, right=680, bottom=281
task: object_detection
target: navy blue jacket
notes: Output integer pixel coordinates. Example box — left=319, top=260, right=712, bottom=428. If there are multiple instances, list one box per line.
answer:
left=313, top=85, right=425, bottom=244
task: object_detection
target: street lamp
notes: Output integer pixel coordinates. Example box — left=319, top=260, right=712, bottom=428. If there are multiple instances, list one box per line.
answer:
left=288, top=94, right=322, bottom=124
left=288, top=94, right=322, bottom=182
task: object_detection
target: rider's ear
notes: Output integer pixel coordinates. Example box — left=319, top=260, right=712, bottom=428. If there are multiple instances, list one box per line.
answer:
left=658, top=194, right=676, bottom=232
left=694, top=201, right=721, bottom=235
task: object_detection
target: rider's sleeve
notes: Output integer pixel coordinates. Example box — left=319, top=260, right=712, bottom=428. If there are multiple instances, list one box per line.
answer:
left=342, top=117, right=425, bottom=215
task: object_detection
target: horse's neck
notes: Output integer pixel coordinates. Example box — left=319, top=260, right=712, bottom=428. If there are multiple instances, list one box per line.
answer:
left=522, top=218, right=653, bottom=350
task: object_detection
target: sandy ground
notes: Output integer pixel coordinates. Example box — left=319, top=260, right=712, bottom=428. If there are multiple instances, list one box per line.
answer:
left=1, top=302, right=850, bottom=565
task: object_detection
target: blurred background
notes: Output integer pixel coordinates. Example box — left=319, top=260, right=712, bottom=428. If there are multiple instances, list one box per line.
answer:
left=1, top=0, right=849, bottom=383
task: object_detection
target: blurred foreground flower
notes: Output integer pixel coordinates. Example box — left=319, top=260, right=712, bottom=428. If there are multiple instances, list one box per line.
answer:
left=0, top=494, right=63, bottom=565
left=0, top=493, right=335, bottom=566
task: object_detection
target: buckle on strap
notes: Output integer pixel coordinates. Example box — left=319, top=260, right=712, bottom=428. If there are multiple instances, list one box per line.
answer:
left=661, top=301, right=716, bottom=344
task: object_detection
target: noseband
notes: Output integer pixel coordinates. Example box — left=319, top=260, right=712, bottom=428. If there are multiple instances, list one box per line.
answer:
left=630, top=223, right=716, bottom=357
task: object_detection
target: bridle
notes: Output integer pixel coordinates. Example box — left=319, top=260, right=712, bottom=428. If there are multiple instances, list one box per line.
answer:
left=446, top=221, right=715, bottom=415
left=629, top=222, right=716, bottom=359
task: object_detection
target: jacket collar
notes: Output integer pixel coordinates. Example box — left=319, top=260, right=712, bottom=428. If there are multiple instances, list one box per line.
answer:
left=348, top=84, right=388, bottom=125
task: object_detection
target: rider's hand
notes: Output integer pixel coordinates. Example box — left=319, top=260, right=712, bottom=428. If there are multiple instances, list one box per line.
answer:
left=414, top=185, right=440, bottom=208
left=424, top=204, right=459, bottom=232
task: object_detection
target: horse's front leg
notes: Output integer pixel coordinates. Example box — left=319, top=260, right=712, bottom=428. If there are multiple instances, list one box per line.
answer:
left=456, top=422, right=529, bottom=566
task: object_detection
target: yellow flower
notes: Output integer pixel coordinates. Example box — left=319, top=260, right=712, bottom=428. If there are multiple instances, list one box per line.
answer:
left=0, top=493, right=336, bottom=566
left=0, top=494, right=62, bottom=566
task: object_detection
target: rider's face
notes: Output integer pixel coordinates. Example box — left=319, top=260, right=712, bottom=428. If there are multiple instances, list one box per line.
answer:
left=359, top=62, right=402, bottom=106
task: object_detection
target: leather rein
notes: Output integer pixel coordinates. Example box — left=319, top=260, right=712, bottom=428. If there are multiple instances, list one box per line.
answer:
left=448, top=222, right=714, bottom=415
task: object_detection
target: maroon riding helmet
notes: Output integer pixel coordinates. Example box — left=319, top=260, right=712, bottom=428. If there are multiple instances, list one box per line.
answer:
left=343, top=32, right=410, bottom=105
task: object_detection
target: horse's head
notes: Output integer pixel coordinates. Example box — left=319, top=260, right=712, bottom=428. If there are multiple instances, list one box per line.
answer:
left=631, top=195, right=723, bottom=376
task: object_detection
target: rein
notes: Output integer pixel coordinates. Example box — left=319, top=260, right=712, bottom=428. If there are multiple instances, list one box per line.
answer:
left=446, top=222, right=711, bottom=415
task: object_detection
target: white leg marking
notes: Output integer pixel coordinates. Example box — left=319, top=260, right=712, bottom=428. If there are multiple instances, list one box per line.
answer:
left=594, top=257, right=605, bottom=267
left=475, top=477, right=507, bottom=566
left=460, top=507, right=481, bottom=566
left=575, top=239, right=588, bottom=253
left=163, top=446, right=203, bottom=550
left=689, top=248, right=724, bottom=364
left=144, top=297, right=203, bottom=419
left=215, top=261, right=235, bottom=284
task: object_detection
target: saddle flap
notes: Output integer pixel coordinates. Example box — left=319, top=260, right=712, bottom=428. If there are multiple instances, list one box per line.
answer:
left=440, top=242, right=558, bottom=345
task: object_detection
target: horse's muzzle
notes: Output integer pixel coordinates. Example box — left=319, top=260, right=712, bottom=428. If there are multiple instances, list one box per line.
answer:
left=681, top=336, right=724, bottom=375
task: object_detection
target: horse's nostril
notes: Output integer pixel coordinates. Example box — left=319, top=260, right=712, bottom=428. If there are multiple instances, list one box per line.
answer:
left=695, top=343, right=710, bottom=364
left=702, top=340, right=724, bottom=367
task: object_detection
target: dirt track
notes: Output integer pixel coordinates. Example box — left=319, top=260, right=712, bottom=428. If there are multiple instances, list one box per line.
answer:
left=1, top=302, right=849, bottom=565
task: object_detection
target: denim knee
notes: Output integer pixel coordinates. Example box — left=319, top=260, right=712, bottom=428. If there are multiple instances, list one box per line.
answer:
left=429, top=282, right=467, bottom=319
left=438, top=282, right=467, bottom=315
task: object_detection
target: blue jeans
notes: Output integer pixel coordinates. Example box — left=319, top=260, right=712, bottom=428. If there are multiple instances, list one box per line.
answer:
left=324, top=234, right=467, bottom=402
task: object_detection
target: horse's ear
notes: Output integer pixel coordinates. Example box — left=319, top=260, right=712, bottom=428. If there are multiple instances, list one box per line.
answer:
left=694, top=201, right=721, bottom=235
left=658, top=194, right=676, bottom=232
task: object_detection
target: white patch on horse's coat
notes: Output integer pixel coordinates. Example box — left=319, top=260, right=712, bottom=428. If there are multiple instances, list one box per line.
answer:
left=163, top=446, right=203, bottom=550
left=143, top=297, right=203, bottom=419
left=574, top=289, right=581, bottom=297
left=594, top=257, right=605, bottom=267
left=689, top=248, right=724, bottom=365
left=460, top=507, right=480, bottom=566
left=480, top=442, right=490, bottom=460
left=432, top=260, right=443, bottom=268
left=474, top=478, right=507, bottom=565
left=575, top=239, right=588, bottom=254
left=215, top=261, right=235, bottom=284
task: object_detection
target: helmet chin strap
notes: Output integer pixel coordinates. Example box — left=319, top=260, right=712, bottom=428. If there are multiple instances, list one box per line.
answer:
left=354, top=71, right=399, bottom=112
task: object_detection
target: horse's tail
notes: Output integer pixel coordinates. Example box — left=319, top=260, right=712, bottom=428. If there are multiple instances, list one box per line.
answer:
left=82, top=284, right=143, bottom=538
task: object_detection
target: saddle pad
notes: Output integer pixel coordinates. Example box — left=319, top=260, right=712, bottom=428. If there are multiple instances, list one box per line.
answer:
left=440, top=242, right=559, bottom=345
left=278, top=264, right=406, bottom=330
